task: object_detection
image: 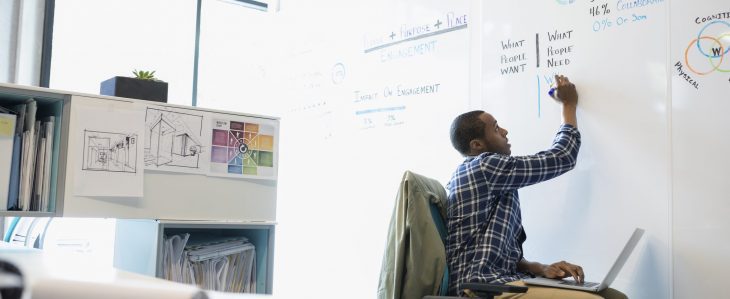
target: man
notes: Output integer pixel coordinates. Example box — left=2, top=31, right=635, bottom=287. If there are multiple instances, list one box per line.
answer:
left=445, top=76, right=626, bottom=299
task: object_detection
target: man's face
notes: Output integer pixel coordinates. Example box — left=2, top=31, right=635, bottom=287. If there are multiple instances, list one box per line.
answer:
left=478, top=113, right=511, bottom=155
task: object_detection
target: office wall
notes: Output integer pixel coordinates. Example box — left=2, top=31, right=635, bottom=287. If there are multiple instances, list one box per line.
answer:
left=0, top=0, right=45, bottom=85
left=191, top=0, right=472, bottom=297
left=194, top=0, right=280, bottom=116
left=252, top=1, right=730, bottom=298
left=0, top=0, right=19, bottom=83
left=670, top=1, right=730, bottom=298
left=271, top=1, right=472, bottom=296
left=195, top=0, right=677, bottom=298
left=478, top=1, right=730, bottom=298
left=50, top=0, right=197, bottom=106
left=480, top=2, right=670, bottom=298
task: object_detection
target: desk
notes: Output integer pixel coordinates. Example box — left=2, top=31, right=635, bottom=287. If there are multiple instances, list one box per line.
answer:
left=0, top=243, right=271, bottom=299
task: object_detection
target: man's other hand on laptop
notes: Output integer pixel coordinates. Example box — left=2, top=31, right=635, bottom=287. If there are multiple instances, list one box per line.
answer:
left=541, top=261, right=585, bottom=283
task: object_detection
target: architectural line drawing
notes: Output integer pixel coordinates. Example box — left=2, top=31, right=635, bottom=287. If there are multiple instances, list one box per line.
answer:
left=144, top=107, right=205, bottom=169
left=82, top=130, right=138, bottom=173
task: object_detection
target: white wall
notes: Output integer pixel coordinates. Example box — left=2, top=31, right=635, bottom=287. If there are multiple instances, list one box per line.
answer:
left=0, top=0, right=45, bottom=85
left=0, top=0, right=19, bottom=83
left=232, top=1, right=724, bottom=298
left=479, top=2, right=671, bottom=298
left=50, top=0, right=197, bottom=106
left=192, top=1, right=471, bottom=298
left=670, top=1, right=730, bottom=298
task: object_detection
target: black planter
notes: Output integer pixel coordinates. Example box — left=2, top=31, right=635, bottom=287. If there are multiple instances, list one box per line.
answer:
left=100, top=76, right=168, bottom=103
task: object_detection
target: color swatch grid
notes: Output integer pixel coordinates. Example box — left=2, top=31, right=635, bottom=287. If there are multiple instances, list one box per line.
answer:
left=211, top=120, right=274, bottom=176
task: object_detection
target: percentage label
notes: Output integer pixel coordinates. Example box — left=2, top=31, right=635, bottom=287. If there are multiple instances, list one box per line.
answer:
left=589, top=3, right=611, bottom=16
left=592, top=18, right=612, bottom=32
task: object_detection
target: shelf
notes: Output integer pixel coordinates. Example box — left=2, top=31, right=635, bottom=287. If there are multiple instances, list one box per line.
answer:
left=0, top=84, right=69, bottom=215
left=1, top=83, right=278, bottom=294
left=115, top=219, right=274, bottom=294
left=0, top=211, right=56, bottom=217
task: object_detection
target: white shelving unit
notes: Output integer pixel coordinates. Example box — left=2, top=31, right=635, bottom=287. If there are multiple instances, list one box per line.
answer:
left=0, top=83, right=279, bottom=294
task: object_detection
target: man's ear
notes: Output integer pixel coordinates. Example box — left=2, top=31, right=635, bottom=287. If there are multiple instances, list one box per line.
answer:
left=469, top=138, right=487, bottom=154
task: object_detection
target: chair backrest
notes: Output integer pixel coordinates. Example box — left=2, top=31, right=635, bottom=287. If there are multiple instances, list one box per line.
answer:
left=428, top=201, right=450, bottom=296
left=378, top=170, right=450, bottom=299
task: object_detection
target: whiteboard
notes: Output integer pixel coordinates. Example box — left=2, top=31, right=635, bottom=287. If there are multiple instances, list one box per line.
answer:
left=480, top=2, right=669, bottom=298
left=670, top=1, right=730, bottom=298
left=233, top=1, right=473, bottom=298
left=173, top=0, right=730, bottom=297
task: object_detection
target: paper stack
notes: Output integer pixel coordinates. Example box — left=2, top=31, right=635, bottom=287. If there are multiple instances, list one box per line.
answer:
left=1, top=98, right=55, bottom=211
left=162, top=234, right=257, bottom=293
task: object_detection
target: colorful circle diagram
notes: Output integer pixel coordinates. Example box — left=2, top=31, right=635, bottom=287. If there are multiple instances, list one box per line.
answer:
left=684, top=20, right=730, bottom=75
left=211, top=120, right=275, bottom=177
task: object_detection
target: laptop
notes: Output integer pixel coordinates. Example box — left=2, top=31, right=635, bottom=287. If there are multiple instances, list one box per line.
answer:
left=523, top=228, right=645, bottom=292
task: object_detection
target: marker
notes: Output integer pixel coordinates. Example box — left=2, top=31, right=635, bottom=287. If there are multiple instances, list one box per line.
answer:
left=548, top=87, right=556, bottom=98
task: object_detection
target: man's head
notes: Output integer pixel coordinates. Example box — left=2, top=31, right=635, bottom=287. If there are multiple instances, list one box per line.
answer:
left=449, top=110, right=510, bottom=156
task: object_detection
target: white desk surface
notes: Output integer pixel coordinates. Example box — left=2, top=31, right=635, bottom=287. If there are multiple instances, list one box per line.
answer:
left=0, top=243, right=271, bottom=299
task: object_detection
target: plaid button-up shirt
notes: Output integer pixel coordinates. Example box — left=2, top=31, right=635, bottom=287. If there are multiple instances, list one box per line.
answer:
left=445, top=124, right=581, bottom=295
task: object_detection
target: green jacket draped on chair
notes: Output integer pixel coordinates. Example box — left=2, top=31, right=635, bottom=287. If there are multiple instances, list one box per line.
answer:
left=378, top=171, right=448, bottom=299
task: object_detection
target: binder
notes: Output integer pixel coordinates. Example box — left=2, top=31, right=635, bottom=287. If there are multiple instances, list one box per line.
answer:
left=30, top=117, right=54, bottom=211
left=7, top=102, right=26, bottom=210
left=19, top=119, right=39, bottom=211
left=32, top=126, right=46, bottom=211
left=18, top=100, right=37, bottom=211
left=0, top=112, right=17, bottom=210
left=40, top=117, right=55, bottom=211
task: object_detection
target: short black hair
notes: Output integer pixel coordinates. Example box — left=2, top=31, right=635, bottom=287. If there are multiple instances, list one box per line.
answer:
left=450, top=110, right=486, bottom=156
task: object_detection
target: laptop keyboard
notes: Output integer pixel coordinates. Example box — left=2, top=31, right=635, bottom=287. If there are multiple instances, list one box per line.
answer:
left=559, top=280, right=600, bottom=288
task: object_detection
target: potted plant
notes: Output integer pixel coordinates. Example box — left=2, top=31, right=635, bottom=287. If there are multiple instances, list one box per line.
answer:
left=100, top=69, right=169, bottom=103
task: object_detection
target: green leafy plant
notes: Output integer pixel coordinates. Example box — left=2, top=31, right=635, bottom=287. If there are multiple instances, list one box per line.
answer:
left=132, top=69, right=159, bottom=81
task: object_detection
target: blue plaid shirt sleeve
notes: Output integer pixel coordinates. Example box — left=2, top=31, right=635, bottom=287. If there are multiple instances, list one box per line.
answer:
left=477, top=124, right=581, bottom=191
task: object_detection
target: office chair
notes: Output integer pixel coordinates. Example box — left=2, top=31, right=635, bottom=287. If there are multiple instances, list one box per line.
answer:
left=378, top=171, right=527, bottom=299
